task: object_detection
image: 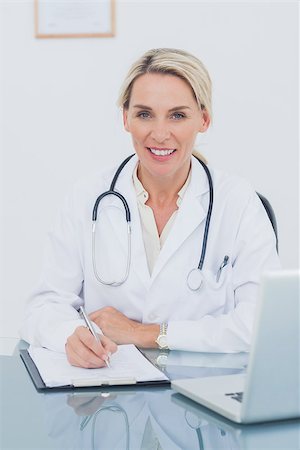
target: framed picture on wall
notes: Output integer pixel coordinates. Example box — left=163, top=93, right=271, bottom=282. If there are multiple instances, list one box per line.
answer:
left=35, top=0, right=115, bottom=38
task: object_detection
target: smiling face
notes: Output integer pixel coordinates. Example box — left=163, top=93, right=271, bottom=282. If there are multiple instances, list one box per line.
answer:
left=123, top=73, right=210, bottom=185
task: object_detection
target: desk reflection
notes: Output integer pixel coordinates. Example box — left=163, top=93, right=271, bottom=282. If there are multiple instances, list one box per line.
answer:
left=41, top=387, right=299, bottom=450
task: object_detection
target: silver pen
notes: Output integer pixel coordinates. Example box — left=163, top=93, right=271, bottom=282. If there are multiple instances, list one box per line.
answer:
left=79, top=306, right=111, bottom=368
left=216, top=255, right=229, bottom=282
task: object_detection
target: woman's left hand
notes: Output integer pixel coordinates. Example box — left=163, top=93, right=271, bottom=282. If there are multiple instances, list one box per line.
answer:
left=89, top=307, right=159, bottom=348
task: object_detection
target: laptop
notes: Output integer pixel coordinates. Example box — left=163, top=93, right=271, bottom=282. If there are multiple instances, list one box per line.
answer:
left=172, top=270, right=300, bottom=423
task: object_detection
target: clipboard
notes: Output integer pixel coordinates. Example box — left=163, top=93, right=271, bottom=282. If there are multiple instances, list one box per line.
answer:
left=20, top=349, right=170, bottom=391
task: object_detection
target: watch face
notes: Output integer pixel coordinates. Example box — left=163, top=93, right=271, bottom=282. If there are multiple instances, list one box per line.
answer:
left=156, top=354, right=168, bottom=366
left=158, top=335, right=168, bottom=349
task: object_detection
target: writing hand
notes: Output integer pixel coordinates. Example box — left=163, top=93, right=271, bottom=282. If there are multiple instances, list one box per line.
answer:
left=65, top=326, right=117, bottom=368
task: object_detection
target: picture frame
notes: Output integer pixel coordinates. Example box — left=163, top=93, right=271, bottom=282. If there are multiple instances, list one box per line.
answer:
left=35, top=0, right=115, bottom=39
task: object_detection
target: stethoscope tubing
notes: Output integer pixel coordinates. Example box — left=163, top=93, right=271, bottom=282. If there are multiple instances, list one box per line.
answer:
left=92, top=190, right=131, bottom=223
left=80, top=403, right=130, bottom=450
left=196, top=159, right=214, bottom=271
left=91, top=405, right=130, bottom=450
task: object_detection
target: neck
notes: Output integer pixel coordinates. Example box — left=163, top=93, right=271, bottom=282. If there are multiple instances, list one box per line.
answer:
left=137, top=160, right=191, bottom=207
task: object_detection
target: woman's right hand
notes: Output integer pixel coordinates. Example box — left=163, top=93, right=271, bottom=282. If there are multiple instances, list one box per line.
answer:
left=65, top=326, right=117, bottom=368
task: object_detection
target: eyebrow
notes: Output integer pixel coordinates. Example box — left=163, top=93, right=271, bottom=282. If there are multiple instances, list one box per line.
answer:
left=132, top=104, right=191, bottom=112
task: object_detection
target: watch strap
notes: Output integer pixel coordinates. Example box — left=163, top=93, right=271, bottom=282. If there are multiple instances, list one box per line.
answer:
left=155, top=322, right=169, bottom=349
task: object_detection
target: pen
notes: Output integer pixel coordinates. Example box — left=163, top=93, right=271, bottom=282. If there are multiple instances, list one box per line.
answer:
left=79, top=306, right=111, bottom=368
left=216, top=255, right=229, bottom=282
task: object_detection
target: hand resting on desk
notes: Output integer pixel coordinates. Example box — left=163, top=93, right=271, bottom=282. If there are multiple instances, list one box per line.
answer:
left=89, top=306, right=160, bottom=348
left=65, top=326, right=117, bottom=368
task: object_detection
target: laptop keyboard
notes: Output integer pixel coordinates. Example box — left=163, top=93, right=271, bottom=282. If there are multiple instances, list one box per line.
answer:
left=225, top=392, right=243, bottom=403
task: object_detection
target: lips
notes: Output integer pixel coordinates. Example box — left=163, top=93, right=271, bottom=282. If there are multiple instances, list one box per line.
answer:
left=147, top=147, right=176, bottom=156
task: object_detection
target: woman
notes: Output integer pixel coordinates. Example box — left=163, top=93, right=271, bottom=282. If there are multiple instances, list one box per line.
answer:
left=21, top=48, right=280, bottom=368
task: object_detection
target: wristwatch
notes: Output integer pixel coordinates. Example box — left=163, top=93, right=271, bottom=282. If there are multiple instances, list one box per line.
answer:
left=155, top=323, right=169, bottom=349
left=156, top=351, right=169, bottom=371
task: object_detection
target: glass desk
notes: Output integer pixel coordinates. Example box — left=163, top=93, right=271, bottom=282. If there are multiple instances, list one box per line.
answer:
left=0, top=340, right=299, bottom=449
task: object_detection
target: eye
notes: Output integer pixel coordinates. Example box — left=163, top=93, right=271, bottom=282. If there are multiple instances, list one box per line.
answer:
left=137, top=111, right=151, bottom=119
left=171, top=112, right=186, bottom=120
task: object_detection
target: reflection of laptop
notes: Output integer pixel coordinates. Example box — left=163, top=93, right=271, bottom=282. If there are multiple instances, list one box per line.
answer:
left=172, top=271, right=300, bottom=423
left=171, top=393, right=300, bottom=449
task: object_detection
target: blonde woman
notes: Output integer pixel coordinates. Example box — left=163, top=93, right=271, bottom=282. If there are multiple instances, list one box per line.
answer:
left=21, top=48, right=280, bottom=368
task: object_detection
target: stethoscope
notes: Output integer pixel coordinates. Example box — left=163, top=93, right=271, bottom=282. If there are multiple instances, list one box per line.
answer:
left=92, top=153, right=214, bottom=291
left=184, top=410, right=206, bottom=450
left=184, top=410, right=227, bottom=450
left=80, top=402, right=130, bottom=450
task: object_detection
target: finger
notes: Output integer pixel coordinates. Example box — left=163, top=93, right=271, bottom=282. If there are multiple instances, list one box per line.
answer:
left=68, top=349, right=106, bottom=369
left=66, top=329, right=108, bottom=368
left=67, top=340, right=107, bottom=369
left=99, top=337, right=117, bottom=367
left=89, top=306, right=117, bottom=322
left=66, top=339, right=103, bottom=368
left=88, top=313, right=104, bottom=331
left=100, top=335, right=118, bottom=355
left=79, top=328, right=112, bottom=363
left=89, top=311, right=99, bottom=321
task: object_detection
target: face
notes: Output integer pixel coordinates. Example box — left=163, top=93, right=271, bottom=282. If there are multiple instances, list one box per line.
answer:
left=123, top=73, right=210, bottom=182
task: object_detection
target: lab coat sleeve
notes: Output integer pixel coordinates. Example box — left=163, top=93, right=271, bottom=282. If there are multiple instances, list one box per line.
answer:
left=19, top=190, right=87, bottom=353
left=166, top=190, right=281, bottom=353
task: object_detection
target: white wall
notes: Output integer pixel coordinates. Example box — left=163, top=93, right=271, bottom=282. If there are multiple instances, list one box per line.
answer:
left=0, top=1, right=298, bottom=338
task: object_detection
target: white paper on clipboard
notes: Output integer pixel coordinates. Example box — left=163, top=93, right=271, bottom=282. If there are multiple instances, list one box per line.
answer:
left=28, top=344, right=168, bottom=387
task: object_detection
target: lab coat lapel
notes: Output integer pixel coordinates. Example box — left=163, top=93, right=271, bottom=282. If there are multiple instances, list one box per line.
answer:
left=103, top=155, right=151, bottom=288
left=150, top=157, right=209, bottom=284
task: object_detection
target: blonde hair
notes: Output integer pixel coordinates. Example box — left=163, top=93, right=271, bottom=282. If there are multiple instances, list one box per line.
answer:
left=117, top=48, right=212, bottom=119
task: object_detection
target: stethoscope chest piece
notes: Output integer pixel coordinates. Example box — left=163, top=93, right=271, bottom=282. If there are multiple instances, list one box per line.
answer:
left=187, top=268, right=204, bottom=291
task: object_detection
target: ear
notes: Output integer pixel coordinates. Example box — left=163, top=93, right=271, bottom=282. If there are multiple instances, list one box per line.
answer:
left=123, top=109, right=130, bottom=132
left=199, top=110, right=210, bottom=133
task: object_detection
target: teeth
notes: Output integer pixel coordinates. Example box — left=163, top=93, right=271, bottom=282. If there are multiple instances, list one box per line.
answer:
left=149, top=148, right=175, bottom=156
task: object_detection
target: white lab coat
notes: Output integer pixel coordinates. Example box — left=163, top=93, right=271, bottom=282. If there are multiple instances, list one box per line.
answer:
left=20, top=155, right=280, bottom=353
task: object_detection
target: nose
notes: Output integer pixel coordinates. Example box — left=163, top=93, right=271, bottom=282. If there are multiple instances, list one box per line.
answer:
left=150, top=120, right=171, bottom=143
